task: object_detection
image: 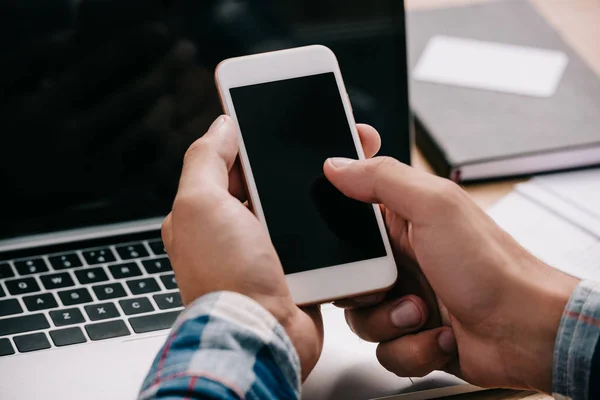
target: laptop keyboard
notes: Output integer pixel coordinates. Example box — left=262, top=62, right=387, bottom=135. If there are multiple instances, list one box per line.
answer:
left=0, top=231, right=183, bottom=356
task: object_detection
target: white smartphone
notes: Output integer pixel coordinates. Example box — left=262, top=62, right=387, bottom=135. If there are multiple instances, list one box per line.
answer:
left=215, top=45, right=397, bottom=305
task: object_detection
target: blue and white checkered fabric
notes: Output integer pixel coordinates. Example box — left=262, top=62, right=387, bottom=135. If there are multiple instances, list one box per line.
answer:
left=554, top=280, right=600, bottom=400
left=138, top=291, right=300, bottom=400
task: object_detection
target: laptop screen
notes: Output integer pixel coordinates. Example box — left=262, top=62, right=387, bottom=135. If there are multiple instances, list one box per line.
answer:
left=0, top=0, right=410, bottom=241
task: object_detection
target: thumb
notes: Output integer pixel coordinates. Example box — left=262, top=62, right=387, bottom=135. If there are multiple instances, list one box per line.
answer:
left=177, top=115, right=239, bottom=196
left=323, top=156, right=444, bottom=221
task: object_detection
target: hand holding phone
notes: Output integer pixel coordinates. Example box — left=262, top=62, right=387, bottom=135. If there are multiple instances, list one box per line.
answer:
left=164, top=114, right=384, bottom=382
left=215, top=45, right=397, bottom=304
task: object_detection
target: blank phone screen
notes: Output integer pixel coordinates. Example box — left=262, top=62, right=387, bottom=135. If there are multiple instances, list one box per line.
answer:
left=230, top=72, right=387, bottom=275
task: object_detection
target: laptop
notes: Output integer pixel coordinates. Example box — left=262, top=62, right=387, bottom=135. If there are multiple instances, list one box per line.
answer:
left=0, top=1, right=478, bottom=398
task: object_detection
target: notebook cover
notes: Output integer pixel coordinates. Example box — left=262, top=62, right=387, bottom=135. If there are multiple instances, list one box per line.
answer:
left=407, top=0, right=600, bottom=176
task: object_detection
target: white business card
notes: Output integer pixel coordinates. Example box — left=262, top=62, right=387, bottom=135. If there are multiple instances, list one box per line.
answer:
left=413, top=35, right=569, bottom=97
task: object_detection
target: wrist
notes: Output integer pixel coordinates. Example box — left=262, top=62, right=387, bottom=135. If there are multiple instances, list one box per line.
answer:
left=507, top=260, right=579, bottom=392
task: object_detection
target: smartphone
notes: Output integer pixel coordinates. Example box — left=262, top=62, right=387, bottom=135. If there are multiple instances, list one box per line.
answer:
left=215, top=45, right=397, bottom=305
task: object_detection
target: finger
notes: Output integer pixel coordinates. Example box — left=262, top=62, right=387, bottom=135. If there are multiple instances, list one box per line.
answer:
left=323, top=156, right=464, bottom=221
left=297, top=305, right=325, bottom=381
left=377, top=328, right=457, bottom=378
left=302, top=305, right=324, bottom=348
left=383, top=208, right=416, bottom=261
left=177, top=115, right=238, bottom=197
left=333, top=292, right=387, bottom=309
left=161, top=213, right=173, bottom=252
left=345, top=295, right=429, bottom=342
left=228, top=158, right=247, bottom=201
left=356, top=124, right=381, bottom=158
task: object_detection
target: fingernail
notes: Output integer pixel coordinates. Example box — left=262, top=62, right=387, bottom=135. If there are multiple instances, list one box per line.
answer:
left=438, top=330, right=457, bottom=355
left=209, top=115, right=228, bottom=131
left=390, top=300, right=422, bottom=329
left=328, top=157, right=356, bottom=168
left=355, top=293, right=385, bottom=305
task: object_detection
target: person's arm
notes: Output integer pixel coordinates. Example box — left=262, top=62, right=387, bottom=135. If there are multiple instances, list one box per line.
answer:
left=322, top=156, right=583, bottom=393
left=553, top=280, right=600, bottom=400
left=138, top=291, right=300, bottom=400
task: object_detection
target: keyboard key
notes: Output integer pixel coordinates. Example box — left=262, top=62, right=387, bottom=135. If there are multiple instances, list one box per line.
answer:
left=5, top=277, right=40, bottom=295
left=13, top=332, right=51, bottom=353
left=49, top=308, right=85, bottom=327
left=119, top=297, right=154, bottom=315
left=108, top=262, right=142, bottom=279
left=129, top=311, right=180, bottom=334
left=75, top=267, right=109, bottom=285
left=147, top=240, right=167, bottom=255
left=0, top=286, right=4, bottom=298
left=58, top=288, right=93, bottom=305
left=84, top=302, right=120, bottom=321
left=93, top=283, right=127, bottom=300
left=0, top=299, right=23, bottom=317
left=127, top=277, right=160, bottom=295
left=23, top=293, right=58, bottom=312
left=153, top=292, right=182, bottom=310
left=0, top=314, right=50, bottom=336
left=160, top=274, right=178, bottom=290
left=142, top=257, right=171, bottom=274
left=48, top=253, right=83, bottom=270
left=86, top=320, right=130, bottom=341
left=14, top=258, right=49, bottom=275
left=82, top=248, right=116, bottom=265
left=0, top=263, right=15, bottom=279
left=50, top=327, right=87, bottom=347
left=40, top=272, right=75, bottom=290
left=115, top=244, right=149, bottom=260
left=0, top=338, right=15, bottom=356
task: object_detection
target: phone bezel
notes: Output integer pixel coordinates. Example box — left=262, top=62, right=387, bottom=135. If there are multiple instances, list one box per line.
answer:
left=215, top=45, right=397, bottom=305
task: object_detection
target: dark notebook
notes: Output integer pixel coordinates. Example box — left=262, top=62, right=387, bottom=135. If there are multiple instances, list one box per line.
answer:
left=408, top=0, right=600, bottom=182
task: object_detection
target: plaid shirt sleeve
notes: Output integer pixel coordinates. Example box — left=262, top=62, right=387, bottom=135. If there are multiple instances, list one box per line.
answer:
left=553, top=280, right=600, bottom=400
left=138, top=291, right=301, bottom=400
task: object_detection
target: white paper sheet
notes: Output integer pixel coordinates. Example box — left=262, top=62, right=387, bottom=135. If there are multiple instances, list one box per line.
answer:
left=413, top=36, right=568, bottom=97
left=530, top=169, right=600, bottom=219
left=488, top=172, right=600, bottom=280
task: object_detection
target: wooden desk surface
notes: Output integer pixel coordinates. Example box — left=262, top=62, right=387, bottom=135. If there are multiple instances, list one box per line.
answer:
left=402, top=0, right=600, bottom=398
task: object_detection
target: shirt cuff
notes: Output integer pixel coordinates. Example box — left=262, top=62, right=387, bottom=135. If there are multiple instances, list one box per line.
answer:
left=139, top=291, right=301, bottom=399
left=553, top=280, right=600, bottom=400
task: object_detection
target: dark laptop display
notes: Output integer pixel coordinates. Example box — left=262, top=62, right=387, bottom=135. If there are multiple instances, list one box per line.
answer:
left=0, top=0, right=410, bottom=241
